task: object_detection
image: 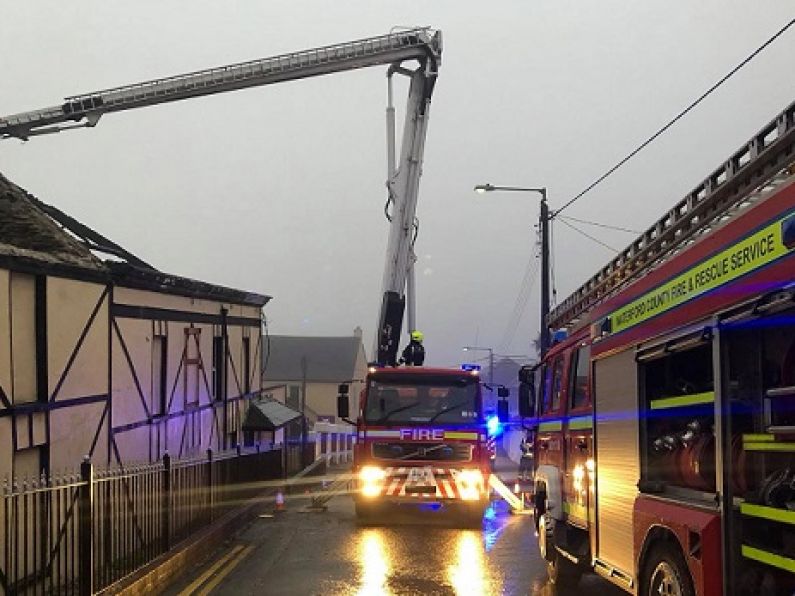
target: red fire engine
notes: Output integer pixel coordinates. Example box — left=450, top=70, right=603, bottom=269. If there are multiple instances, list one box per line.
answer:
left=519, top=100, right=795, bottom=595
left=337, top=366, right=498, bottom=524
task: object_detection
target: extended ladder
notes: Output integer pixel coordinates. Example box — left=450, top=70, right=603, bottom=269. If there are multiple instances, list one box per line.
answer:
left=0, top=28, right=441, bottom=140
left=549, top=100, right=795, bottom=331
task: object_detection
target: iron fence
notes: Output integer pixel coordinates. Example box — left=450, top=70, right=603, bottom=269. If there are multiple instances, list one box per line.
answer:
left=0, top=442, right=315, bottom=595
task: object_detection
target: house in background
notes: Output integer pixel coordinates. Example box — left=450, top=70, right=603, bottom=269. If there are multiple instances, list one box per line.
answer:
left=262, top=329, right=368, bottom=430
left=0, top=171, right=270, bottom=478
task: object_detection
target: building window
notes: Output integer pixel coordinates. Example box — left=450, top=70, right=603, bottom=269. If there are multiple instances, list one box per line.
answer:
left=287, top=385, right=300, bottom=409
left=184, top=328, right=201, bottom=407
left=213, top=336, right=224, bottom=401
left=10, top=272, right=37, bottom=404
left=242, top=337, right=251, bottom=395
left=153, top=334, right=168, bottom=416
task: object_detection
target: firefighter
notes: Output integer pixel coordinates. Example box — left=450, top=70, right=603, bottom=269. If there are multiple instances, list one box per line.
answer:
left=399, top=330, right=425, bottom=366
left=519, top=431, right=534, bottom=481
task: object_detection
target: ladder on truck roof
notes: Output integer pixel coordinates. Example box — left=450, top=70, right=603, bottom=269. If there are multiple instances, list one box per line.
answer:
left=0, top=28, right=440, bottom=140
left=549, top=100, right=795, bottom=332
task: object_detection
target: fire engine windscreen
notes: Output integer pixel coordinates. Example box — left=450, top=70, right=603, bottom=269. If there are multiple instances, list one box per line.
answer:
left=364, top=375, right=480, bottom=425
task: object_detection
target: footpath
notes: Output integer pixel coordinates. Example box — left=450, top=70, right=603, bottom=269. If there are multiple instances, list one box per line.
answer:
left=105, top=460, right=351, bottom=595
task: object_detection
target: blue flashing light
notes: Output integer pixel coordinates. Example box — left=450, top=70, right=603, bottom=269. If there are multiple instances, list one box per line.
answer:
left=418, top=502, right=443, bottom=512
left=487, top=415, right=501, bottom=437
left=461, top=363, right=481, bottom=372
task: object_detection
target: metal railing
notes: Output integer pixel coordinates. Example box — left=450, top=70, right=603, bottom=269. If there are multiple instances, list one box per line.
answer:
left=0, top=443, right=314, bottom=595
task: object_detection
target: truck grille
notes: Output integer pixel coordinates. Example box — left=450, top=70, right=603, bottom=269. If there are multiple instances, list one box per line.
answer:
left=372, top=442, right=473, bottom=462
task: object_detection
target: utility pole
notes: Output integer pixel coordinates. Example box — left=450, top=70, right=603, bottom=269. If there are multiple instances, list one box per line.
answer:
left=473, top=184, right=551, bottom=357
left=539, top=190, right=550, bottom=357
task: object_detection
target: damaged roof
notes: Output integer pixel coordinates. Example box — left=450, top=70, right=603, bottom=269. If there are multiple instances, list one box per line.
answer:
left=0, top=173, right=104, bottom=272
left=0, top=171, right=270, bottom=307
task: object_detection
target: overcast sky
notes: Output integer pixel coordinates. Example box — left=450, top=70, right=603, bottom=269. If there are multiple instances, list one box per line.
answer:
left=2, top=2, right=794, bottom=368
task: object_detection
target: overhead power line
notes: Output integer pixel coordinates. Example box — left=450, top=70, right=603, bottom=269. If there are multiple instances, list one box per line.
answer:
left=498, top=256, right=540, bottom=352
left=553, top=17, right=795, bottom=217
left=558, top=215, right=641, bottom=234
left=558, top=218, right=619, bottom=253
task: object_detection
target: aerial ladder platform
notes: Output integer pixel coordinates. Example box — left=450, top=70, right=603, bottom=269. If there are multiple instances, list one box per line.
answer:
left=0, top=28, right=442, bottom=366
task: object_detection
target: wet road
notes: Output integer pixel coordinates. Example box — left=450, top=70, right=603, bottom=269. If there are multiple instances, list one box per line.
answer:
left=168, top=494, right=626, bottom=595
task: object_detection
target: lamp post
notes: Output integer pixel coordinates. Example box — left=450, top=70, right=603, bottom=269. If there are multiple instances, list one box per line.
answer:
left=462, top=346, right=494, bottom=386
left=473, top=184, right=551, bottom=356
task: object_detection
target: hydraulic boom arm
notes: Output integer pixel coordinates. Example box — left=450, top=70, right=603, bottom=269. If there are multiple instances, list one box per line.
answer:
left=0, top=28, right=442, bottom=366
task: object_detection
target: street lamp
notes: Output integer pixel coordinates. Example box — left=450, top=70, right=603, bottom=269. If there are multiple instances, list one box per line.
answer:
left=462, top=346, right=494, bottom=386
left=473, top=183, right=551, bottom=356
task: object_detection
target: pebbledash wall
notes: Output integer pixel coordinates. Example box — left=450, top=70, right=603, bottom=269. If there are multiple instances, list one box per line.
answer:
left=0, top=173, right=270, bottom=479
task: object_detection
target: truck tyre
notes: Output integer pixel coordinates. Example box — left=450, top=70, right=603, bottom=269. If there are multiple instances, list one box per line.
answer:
left=538, top=514, right=581, bottom=588
left=640, top=543, right=694, bottom=596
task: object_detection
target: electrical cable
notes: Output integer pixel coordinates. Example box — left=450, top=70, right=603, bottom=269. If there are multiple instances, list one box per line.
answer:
left=550, top=220, right=557, bottom=307
left=558, top=215, right=641, bottom=234
left=553, top=17, right=795, bottom=218
left=498, top=256, right=540, bottom=352
left=558, top=217, right=619, bottom=252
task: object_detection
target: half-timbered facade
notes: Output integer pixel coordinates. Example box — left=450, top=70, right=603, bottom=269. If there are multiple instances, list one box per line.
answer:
left=0, top=173, right=270, bottom=478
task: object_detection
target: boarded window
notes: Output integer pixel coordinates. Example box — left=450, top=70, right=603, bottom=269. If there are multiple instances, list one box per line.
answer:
left=153, top=335, right=168, bottom=416
left=184, top=328, right=201, bottom=407
left=242, top=337, right=251, bottom=395
left=213, top=336, right=224, bottom=401
left=10, top=273, right=36, bottom=403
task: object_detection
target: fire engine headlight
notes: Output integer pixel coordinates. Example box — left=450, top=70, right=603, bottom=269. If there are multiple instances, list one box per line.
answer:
left=359, top=466, right=386, bottom=498
left=457, top=469, right=483, bottom=501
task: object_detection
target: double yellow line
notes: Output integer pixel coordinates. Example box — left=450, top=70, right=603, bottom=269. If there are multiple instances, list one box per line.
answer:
left=178, top=544, right=254, bottom=596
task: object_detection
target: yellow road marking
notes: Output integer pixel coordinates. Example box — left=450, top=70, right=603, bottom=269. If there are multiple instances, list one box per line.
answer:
left=177, top=545, right=244, bottom=596
left=197, top=545, right=254, bottom=596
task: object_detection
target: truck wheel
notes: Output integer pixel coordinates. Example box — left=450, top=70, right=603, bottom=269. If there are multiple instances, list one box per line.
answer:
left=641, top=543, right=694, bottom=596
left=538, top=514, right=581, bottom=588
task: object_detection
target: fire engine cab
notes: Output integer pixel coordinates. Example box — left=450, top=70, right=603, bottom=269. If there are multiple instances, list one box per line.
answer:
left=338, top=366, right=494, bottom=525
left=519, top=101, right=795, bottom=595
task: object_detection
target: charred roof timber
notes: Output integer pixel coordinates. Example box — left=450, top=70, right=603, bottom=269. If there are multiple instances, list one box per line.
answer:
left=0, top=171, right=270, bottom=307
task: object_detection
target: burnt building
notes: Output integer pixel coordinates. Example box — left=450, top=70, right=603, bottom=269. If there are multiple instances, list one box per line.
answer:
left=0, top=172, right=270, bottom=477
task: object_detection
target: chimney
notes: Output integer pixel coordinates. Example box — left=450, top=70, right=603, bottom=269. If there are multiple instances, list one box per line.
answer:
left=353, top=326, right=363, bottom=339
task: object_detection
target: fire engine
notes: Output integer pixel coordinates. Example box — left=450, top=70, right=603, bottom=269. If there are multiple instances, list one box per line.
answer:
left=337, top=365, right=504, bottom=524
left=519, top=100, right=795, bottom=595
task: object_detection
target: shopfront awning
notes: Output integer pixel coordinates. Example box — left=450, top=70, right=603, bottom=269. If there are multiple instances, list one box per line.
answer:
left=242, top=399, right=302, bottom=432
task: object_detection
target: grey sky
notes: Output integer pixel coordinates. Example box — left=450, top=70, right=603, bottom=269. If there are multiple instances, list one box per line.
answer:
left=2, top=2, right=794, bottom=368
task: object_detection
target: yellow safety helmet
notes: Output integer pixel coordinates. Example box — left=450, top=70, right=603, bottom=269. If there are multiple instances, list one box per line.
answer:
left=411, top=330, right=424, bottom=342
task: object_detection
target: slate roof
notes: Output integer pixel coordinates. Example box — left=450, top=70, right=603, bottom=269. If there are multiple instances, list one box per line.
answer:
left=242, top=398, right=302, bottom=431
left=263, top=335, right=363, bottom=383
